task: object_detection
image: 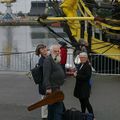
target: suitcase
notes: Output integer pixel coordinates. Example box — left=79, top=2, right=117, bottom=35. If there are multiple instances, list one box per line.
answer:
left=63, top=108, right=94, bottom=120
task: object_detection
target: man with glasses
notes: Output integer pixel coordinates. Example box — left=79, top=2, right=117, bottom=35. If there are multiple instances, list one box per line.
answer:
left=43, top=44, right=65, bottom=120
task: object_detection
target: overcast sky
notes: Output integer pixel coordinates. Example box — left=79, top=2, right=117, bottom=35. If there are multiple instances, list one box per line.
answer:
left=0, top=0, right=40, bottom=13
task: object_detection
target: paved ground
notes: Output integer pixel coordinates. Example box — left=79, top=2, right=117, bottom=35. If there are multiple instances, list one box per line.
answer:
left=0, top=72, right=120, bottom=120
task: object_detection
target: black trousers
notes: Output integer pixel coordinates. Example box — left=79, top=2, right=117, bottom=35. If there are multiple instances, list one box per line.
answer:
left=79, top=98, right=94, bottom=117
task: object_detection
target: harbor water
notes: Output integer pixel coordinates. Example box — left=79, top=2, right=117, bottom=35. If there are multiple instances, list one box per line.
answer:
left=0, top=26, right=68, bottom=53
left=0, top=26, right=73, bottom=71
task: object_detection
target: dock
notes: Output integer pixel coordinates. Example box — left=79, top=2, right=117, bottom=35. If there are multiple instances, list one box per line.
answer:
left=0, top=72, right=120, bottom=120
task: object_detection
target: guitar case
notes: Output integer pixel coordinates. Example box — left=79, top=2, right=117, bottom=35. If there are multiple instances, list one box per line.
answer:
left=27, top=91, right=64, bottom=111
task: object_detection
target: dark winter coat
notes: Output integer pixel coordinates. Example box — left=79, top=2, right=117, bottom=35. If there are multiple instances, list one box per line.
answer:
left=38, top=55, right=46, bottom=95
left=74, top=61, right=92, bottom=99
left=43, top=55, right=65, bottom=90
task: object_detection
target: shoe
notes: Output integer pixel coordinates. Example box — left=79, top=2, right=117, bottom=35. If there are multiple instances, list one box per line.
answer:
left=42, top=118, right=47, bottom=120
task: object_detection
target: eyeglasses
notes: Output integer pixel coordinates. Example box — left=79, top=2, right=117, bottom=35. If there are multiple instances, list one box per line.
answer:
left=53, top=50, right=60, bottom=53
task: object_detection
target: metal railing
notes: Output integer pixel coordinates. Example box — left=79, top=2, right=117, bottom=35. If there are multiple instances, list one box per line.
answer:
left=0, top=51, right=120, bottom=75
left=0, top=51, right=37, bottom=72
left=90, top=54, right=120, bottom=75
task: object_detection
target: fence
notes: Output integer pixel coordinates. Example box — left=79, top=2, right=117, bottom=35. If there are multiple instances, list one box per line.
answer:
left=0, top=51, right=120, bottom=75
left=0, top=51, right=36, bottom=72
left=90, top=54, right=120, bottom=75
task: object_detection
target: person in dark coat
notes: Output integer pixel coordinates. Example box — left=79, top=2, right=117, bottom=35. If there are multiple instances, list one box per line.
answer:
left=35, top=44, right=48, bottom=95
left=35, top=43, right=48, bottom=119
left=43, top=44, right=65, bottom=120
left=73, top=52, right=95, bottom=119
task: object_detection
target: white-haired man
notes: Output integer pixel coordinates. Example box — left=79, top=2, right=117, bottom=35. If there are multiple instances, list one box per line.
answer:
left=43, top=44, right=65, bottom=120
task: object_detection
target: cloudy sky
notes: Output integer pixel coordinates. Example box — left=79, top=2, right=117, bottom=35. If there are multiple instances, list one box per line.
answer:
left=0, top=0, right=40, bottom=13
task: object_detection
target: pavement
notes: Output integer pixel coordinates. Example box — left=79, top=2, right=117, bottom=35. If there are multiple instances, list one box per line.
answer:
left=0, top=72, right=120, bottom=120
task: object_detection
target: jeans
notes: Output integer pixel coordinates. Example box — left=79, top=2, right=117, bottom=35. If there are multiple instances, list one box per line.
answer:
left=48, top=101, right=65, bottom=120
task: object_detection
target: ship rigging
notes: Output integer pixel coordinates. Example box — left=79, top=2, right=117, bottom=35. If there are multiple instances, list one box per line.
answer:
left=37, top=0, right=120, bottom=74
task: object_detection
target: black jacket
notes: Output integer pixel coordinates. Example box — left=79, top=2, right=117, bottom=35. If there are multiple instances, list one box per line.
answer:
left=38, top=55, right=46, bottom=95
left=74, top=61, right=92, bottom=99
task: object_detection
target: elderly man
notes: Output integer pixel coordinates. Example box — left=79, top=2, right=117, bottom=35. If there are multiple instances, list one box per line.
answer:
left=43, top=44, right=65, bottom=120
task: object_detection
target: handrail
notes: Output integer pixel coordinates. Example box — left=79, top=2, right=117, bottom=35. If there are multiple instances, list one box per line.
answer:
left=0, top=52, right=120, bottom=74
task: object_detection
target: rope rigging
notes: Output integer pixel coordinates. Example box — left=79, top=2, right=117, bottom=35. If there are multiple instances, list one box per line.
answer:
left=39, top=0, right=81, bottom=49
left=83, top=0, right=120, bottom=20
left=37, top=17, right=72, bottom=45
left=37, top=0, right=120, bottom=59
left=49, top=0, right=63, bottom=17
left=92, top=43, right=113, bottom=51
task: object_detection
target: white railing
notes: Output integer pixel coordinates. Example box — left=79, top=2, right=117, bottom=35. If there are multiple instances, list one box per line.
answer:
left=90, top=54, right=120, bottom=75
left=0, top=51, right=37, bottom=72
left=0, top=52, right=120, bottom=75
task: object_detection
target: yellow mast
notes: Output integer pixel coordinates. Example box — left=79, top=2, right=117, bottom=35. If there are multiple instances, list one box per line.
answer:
left=46, top=17, right=94, bottom=21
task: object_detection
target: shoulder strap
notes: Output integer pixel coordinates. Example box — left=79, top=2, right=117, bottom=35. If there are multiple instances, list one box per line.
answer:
left=79, top=64, right=83, bottom=70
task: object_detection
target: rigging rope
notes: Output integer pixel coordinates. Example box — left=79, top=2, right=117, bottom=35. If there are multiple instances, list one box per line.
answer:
left=37, top=18, right=72, bottom=45
left=91, top=41, right=109, bottom=45
left=92, top=43, right=112, bottom=51
left=101, top=44, right=115, bottom=54
left=79, top=0, right=120, bottom=30
left=49, top=0, right=62, bottom=16
left=47, top=0, right=81, bottom=48
left=38, top=0, right=120, bottom=57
